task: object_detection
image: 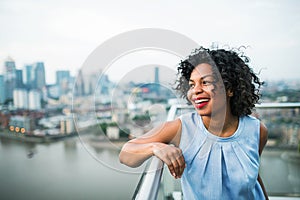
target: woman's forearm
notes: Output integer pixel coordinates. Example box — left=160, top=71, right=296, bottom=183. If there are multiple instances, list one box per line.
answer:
left=119, top=141, right=165, bottom=167
left=119, top=120, right=181, bottom=168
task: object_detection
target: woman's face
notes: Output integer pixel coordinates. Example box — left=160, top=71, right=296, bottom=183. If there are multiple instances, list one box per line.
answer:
left=187, top=63, right=229, bottom=117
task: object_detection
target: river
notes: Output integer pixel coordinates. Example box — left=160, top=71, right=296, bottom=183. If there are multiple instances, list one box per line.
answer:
left=0, top=135, right=145, bottom=200
left=0, top=134, right=299, bottom=199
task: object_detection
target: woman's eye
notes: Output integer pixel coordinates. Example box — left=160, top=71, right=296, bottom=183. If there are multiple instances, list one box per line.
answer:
left=189, top=84, right=195, bottom=88
left=202, top=80, right=213, bottom=86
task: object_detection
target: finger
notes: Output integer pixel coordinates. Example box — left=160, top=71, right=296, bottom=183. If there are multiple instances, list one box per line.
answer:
left=172, top=158, right=185, bottom=178
left=169, top=150, right=184, bottom=178
left=171, top=159, right=180, bottom=178
left=167, top=161, right=176, bottom=177
left=171, top=150, right=185, bottom=177
left=177, top=155, right=186, bottom=176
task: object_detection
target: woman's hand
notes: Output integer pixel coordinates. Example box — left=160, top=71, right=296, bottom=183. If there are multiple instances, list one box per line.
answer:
left=153, top=143, right=186, bottom=179
left=119, top=119, right=182, bottom=171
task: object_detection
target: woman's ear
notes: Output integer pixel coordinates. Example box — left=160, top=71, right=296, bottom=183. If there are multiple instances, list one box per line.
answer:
left=227, top=89, right=233, bottom=97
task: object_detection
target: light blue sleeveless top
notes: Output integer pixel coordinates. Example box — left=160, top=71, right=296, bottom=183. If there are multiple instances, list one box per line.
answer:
left=179, top=112, right=265, bottom=200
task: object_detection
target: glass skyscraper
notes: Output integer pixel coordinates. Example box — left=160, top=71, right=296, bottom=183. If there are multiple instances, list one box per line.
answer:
left=33, top=62, right=46, bottom=90
left=0, top=75, right=5, bottom=104
left=4, top=57, right=16, bottom=102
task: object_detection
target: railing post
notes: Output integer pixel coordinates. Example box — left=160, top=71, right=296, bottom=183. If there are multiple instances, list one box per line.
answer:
left=133, top=157, right=164, bottom=200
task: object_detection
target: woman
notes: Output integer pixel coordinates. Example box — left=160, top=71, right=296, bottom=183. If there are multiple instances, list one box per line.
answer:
left=119, top=47, right=268, bottom=199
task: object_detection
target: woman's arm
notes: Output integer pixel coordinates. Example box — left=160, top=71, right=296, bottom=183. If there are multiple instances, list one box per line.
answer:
left=258, top=122, right=269, bottom=200
left=119, top=119, right=185, bottom=178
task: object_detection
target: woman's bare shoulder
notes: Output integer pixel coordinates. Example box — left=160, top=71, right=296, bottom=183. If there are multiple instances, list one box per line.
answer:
left=132, top=118, right=182, bottom=145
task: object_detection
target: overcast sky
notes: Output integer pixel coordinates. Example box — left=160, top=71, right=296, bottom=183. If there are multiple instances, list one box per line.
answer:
left=0, top=0, right=299, bottom=84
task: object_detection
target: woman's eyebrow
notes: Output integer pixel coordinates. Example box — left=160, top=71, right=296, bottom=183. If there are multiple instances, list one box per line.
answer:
left=189, top=74, right=214, bottom=82
left=201, top=74, right=214, bottom=79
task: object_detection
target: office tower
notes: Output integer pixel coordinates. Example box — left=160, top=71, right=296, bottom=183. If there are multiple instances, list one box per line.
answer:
left=0, top=75, right=5, bottom=104
left=56, top=70, right=70, bottom=85
left=33, top=62, right=46, bottom=90
left=85, top=73, right=98, bottom=95
left=23, top=63, right=45, bottom=90
left=154, top=67, right=160, bottom=95
left=56, top=70, right=70, bottom=95
left=15, top=69, right=24, bottom=88
left=154, top=67, right=159, bottom=84
left=23, top=65, right=33, bottom=88
left=74, top=69, right=85, bottom=96
left=3, top=57, right=16, bottom=101
left=98, top=74, right=110, bottom=95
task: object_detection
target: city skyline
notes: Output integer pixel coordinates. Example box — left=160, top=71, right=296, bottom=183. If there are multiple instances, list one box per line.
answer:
left=1, top=55, right=300, bottom=90
left=0, top=55, right=174, bottom=107
left=0, top=0, right=300, bottom=84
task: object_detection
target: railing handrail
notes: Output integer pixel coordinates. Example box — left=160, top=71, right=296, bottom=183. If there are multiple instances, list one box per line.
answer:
left=255, top=102, right=300, bottom=109
left=132, top=156, right=164, bottom=200
left=132, top=102, right=300, bottom=200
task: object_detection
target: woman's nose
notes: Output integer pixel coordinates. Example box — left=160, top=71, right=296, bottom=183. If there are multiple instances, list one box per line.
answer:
left=193, top=84, right=203, bottom=94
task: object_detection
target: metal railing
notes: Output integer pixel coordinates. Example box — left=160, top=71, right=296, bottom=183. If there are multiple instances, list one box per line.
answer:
left=132, top=156, right=164, bottom=200
left=132, top=103, right=300, bottom=200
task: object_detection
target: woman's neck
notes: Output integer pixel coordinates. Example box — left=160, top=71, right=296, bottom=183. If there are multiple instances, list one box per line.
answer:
left=201, top=112, right=239, bottom=138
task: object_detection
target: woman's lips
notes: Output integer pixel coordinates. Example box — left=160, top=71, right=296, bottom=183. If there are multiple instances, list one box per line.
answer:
left=194, top=98, right=209, bottom=109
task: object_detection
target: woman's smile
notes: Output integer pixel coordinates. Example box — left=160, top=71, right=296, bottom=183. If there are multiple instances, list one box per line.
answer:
left=193, top=97, right=210, bottom=109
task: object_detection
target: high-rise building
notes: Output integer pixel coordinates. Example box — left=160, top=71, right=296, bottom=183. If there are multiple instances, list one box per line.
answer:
left=3, top=57, right=16, bottom=101
left=154, top=67, right=160, bottom=95
left=154, top=67, right=159, bottom=84
left=13, top=89, right=42, bottom=110
left=33, top=62, right=46, bottom=90
left=13, top=88, right=28, bottom=109
left=0, top=75, right=5, bottom=104
left=98, top=74, right=110, bottom=95
left=23, top=62, right=46, bottom=91
left=56, top=70, right=70, bottom=85
left=23, top=65, right=33, bottom=88
left=56, top=70, right=71, bottom=95
left=15, top=69, right=24, bottom=88
left=87, top=73, right=98, bottom=95
left=75, top=69, right=85, bottom=96
left=28, top=90, right=41, bottom=110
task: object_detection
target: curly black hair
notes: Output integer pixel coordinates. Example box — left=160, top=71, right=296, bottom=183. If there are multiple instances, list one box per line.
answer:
left=175, top=46, right=264, bottom=117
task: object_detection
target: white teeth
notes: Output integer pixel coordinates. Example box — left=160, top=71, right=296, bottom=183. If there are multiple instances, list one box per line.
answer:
left=195, top=99, right=209, bottom=104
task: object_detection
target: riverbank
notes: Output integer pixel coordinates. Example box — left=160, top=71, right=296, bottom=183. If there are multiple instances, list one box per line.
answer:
left=0, top=129, right=129, bottom=150
left=0, top=129, right=77, bottom=143
left=80, top=135, right=128, bottom=150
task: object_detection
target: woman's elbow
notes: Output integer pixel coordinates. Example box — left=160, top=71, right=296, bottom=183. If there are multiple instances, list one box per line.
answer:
left=119, top=151, right=141, bottom=168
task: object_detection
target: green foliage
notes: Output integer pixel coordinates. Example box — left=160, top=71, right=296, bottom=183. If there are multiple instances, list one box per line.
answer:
left=132, top=114, right=151, bottom=121
left=132, top=113, right=151, bottom=126
left=98, top=123, right=108, bottom=135
left=119, top=128, right=130, bottom=138
left=98, top=122, right=119, bottom=135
